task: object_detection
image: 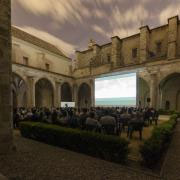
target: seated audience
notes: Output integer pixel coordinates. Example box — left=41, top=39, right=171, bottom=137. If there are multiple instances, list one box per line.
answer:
left=58, top=110, right=68, bottom=126
left=13, top=105, right=160, bottom=140
left=85, top=111, right=101, bottom=132
left=79, top=108, right=88, bottom=129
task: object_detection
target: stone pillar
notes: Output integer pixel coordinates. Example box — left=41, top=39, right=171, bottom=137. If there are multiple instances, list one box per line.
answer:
left=12, top=43, right=20, bottom=63
left=16, top=93, right=21, bottom=108
left=27, top=76, right=35, bottom=108
left=90, top=79, right=95, bottom=107
left=75, top=51, right=81, bottom=69
left=136, top=74, right=140, bottom=107
left=159, top=88, right=163, bottom=109
left=92, top=44, right=100, bottom=56
left=72, top=83, right=78, bottom=107
left=111, top=36, right=122, bottom=66
left=0, top=0, right=13, bottom=154
left=92, top=44, right=101, bottom=65
left=167, top=16, right=178, bottom=60
left=54, top=81, right=61, bottom=107
left=139, top=26, right=150, bottom=63
left=149, top=73, right=158, bottom=108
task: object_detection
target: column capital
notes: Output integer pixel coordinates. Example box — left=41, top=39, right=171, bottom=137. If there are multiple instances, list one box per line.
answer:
left=73, top=83, right=78, bottom=88
left=146, top=67, right=159, bottom=76
left=27, top=75, right=34, bottom=78
left=54, top=81, right=61, bottom=107
left=55, top=80, right=61, bottom=84
left=89, top=78, right=95, bottom=84
left=27, top=76, right=35, bottom=108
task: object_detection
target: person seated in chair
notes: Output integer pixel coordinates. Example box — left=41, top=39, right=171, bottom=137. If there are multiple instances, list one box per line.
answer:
left=79, top=108, right=88, bottom=130
left=13, top=108, right=20, bottom=128
left=68, top=110, right=78, bottom=128
left=51, top=109, right=58, bottom=124
left=119, top=108, right=132, bottom=132
left=100, top=109, right=116, bottom=135
left=127, top=112, right=144, bottom=140
left=58, top=110, right=69, bottom=126
left=85, top=111, right=101, bottom=132
left=152, top=108, right=159, bottom=125
left=24, top=109, right=33, bottom=121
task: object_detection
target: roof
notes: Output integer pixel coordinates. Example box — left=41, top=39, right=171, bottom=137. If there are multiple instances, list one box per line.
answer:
left=11, top=26, right=70, bottom=59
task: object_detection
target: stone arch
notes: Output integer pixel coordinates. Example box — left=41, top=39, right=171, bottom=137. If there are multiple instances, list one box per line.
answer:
left=34, top=76, right=55, bottom=89
left=158, top=70, right=180, bottom=85
left=12, top=72, right=27, bottom=108
left=35, top=78, right=54, bottom=108
left=78, top=83, right=91, bottom=108
left=159, top=72, right=180, bottom=111
left=61, top=82, right=72, bottom=102
left=138, top=77, right=150, bottom=107
left=12, top=70, right=27, bottom=84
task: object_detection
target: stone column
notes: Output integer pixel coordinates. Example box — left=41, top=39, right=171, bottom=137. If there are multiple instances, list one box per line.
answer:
left=0, top=0, right=13, bottom=154
left=139, top=26, right=150, bottom=63
left=111, top=36, right=122, bottom=66
left=149, top=73, right=158, bottom=108
left=75, top=51, right=81, bottom=69
left=92, top=44, right=100, bottom=65
left=136, top=74, right=140, bottom=107
left=27, top=76, right=35, bottom=108
left=90, top=79, right=95, bottom=107
left=54, top=81, right=61, bottom=107
left=167, top=16, right=178, bottom=60
left=159, top=88, right=163, bottom=109
left=72, top=83, right=78, bottom=107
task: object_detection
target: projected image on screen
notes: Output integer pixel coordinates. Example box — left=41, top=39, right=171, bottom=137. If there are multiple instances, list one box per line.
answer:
left=95, top=73, right=136, bottom=106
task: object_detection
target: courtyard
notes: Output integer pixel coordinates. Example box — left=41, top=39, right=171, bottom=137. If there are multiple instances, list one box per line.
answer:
left=1, top=0, right=180, bottom=179
left=0, top=115, right=178, bottom=180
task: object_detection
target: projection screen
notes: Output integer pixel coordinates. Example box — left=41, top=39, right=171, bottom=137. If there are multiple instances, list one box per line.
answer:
left=95, top=73, right=136, bottom=106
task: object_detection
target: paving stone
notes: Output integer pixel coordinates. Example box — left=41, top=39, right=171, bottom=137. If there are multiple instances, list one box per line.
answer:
left=161, top=123, right=180, bottom=180
left=0, top=134, right=162, bottom=180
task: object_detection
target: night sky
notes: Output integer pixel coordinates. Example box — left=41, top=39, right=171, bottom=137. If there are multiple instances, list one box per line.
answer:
left=12, top=0, right=180, bottom=58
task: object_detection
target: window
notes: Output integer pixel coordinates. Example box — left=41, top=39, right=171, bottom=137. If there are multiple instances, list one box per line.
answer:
left=107, top=54, right=111, bottom=63
left=165, top=101, right=170, bottom=110
left=45, top=63, right=50, bottom=71
left=156, top=42, right=162, bottom=54
left=132, top=48, right=137, bottom=58
left=23, top=56, right=29, bottom=66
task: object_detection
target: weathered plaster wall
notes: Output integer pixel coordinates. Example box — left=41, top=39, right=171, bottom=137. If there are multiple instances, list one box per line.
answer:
left=12, top=37, right=72, bottom=76
left=149, top=25, right=168, bottom=59
left=121, top=35, right=140, bottom=65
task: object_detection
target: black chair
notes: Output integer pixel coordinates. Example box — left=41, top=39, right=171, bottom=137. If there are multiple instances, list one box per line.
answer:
left=85, top=124, right=98, bottom=132
left=119, top=117, right=130, bottom=132
left=101, top=124, right=116, bottom=135
left=153, top=112, right=159, bottom=125
left=127, top=121, right=144, bottom=140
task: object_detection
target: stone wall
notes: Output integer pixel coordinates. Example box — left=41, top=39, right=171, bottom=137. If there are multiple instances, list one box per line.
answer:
left=76, top=49, right=93, bottom=68
left=12, top=37, right=72, bottom=76
left=0, top=0, right=13, bottom=154
left=74, top=16, right=180, bottom=78
left=12, top=63, right=74, bottom=108
left=149, top=25, right=168, bottom=60
left=121, top=34, right=140, bottom=65
left=9, top=15, right=180, bottom=110
left=177, top=24, right=180, bottom=57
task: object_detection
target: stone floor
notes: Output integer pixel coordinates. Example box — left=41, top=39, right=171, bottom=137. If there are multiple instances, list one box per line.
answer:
left=0, top=174, right=8, bottom=180
left=160, top=121, right=180, bottom=180
left=1, top=117, right=179, bottom=180
left=0, top=133, right=162, bottom=180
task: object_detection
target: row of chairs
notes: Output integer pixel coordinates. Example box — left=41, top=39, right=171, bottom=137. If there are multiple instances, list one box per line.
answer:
left=85, top=115, right=158, bottom=140
left=85, top=121, right=143, bottom=140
